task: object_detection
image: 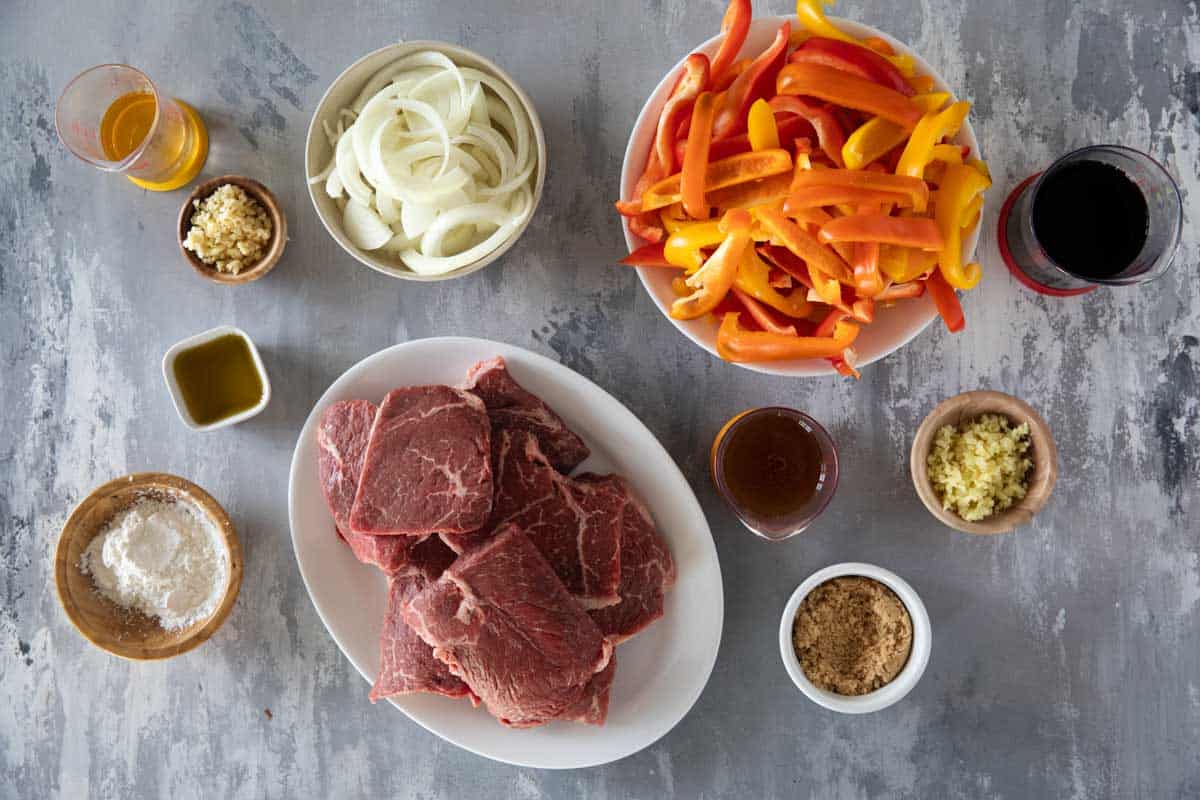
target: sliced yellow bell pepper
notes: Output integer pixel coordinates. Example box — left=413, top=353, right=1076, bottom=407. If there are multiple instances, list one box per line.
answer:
left=840, top=93, right=951, bottom=170
left=671, top=210, right=752, bottom=319
left=664, top=220, right=724, bottom=272
left=934, top=163, right=991, bottom=289
left=930, top=143, right=964, bottom=164
left=735, top=248, right=810, bottom=318
left=894, top=101, right=971, bottom=179
left=659, top=204, right=689, bottom=235
left=967, top=157, right=991, bottom=181
left=794, top=0, right=858, bottom=44
left=747, top=99, right=780, bottom=151
left=960, top=193, right=983, bottom=230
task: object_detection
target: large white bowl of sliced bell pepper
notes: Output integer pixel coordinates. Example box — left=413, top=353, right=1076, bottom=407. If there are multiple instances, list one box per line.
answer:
left=616, top=1, right=988, bottom=378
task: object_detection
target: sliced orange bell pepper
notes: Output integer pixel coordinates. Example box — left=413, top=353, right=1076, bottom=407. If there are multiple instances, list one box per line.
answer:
left=819, top=214, right=945, bottom=251
left=670, top=210, right=752, bottom=319
left=934, top=163, right=990, bottom=289
left=794, top=0, right=858, bottom=45
left=681, top=92, right=717, bottom=218
left=777, top=63, right=923, bottom=129
left=655, top=54, right=710, bottom=175
left=894, top=101, right=970, bottom=178
left=717, top=312, right=859, bottom=362
left=783, top=184, right=912, bottom=212
left=642, top=149, right=793, bottom=211
left=707, top=171, right=792, bottom=211
left=747, top=99, right=780, bottom=151
left=788, top=36, right=913, bottom=96
left=753, top=207, right=854, bottom=284
left=860, top=36, right=894, bottom=56
left=787, top=169, right=930, bottom=213
left=713, top=21, right=791, bottom=139
left=709, top=0, right=752, bottom=89
left=907, top=74, right=936, bottom=93
left=877, top=280, right=925, bottom=301
left=926, top=269, right=965, bottom=332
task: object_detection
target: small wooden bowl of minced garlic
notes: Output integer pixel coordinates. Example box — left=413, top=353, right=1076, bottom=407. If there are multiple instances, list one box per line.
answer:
left=178, top=175, right=287, bottom=284
left=910, top=390, right=1058, bottom=534
left=54, top=472, right=243, bottom=660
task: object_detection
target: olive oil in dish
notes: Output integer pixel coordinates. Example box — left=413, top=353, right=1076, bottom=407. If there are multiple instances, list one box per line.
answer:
left=172, top=333, right=264, bottom=426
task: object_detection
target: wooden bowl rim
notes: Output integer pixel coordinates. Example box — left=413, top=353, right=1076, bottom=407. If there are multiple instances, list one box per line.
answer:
left=54, top=472, right=243, bottom=660
left=909, top=390, right=1058, bottom=535
left=178, top=174, right=287, bottom=285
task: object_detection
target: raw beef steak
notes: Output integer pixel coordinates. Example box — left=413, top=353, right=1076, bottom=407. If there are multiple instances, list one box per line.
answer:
left=370, top=571, right=473, bottom=702
left=585, top=477, right=677, bottom=644
left=404, top=524, right=613, bottom=727
left=320, top=399, right=445, bottom=574
left=463, top=356, right=590, bottom=473
left=317, top=399, right=377, bottom=531
left=557, top=656, right=616, bottom=726
left=441, top=430, right=625, bottom=609
left=350, top=386, right=492, bottom=536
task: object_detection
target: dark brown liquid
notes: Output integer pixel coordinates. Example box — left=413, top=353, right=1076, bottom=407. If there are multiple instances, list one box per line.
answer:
left=720, top=412, right=823, bottom=519
left=1031, top=160, right=1148, bottom=279
left=173, top=333, right=264, bottom=425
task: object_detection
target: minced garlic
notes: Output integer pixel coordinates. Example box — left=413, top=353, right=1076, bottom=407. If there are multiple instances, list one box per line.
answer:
left=183, top=184, right=272, bottom=274
left=927, top=413, right=1032, bottom=522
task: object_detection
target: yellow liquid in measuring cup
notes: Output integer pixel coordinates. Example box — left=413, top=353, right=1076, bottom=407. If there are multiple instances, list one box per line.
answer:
left=98, top=90, right=208, bottom=191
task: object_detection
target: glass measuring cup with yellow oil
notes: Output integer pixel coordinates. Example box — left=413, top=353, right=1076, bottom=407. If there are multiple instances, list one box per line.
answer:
left=55, top=64, right=208, bottom=191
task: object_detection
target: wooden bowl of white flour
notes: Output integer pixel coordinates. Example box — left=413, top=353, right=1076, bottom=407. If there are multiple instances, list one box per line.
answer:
left=54, top=472, right=243, bottom=660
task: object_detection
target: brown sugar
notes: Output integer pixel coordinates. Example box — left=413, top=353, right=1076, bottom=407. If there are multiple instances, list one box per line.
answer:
left=792, top=576, right=913, bottom=695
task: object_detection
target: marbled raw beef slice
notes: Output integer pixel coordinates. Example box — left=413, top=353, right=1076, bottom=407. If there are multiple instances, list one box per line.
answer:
left=349, top=386, right=492, bottom=536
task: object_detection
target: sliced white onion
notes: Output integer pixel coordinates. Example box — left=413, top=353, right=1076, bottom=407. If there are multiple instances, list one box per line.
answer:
left=310, top=50, right=537, bottom=273
left=343, top=199, right=393, bottom=250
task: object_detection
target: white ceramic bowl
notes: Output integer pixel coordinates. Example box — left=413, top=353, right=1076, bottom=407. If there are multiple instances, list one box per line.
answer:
left=162, top=325, right=271, bottom=431
left=305, top=42, right=547, bottom=282
left=779, top=562, right=931, bottom=713
left=619, top=16, right=983, bottom=377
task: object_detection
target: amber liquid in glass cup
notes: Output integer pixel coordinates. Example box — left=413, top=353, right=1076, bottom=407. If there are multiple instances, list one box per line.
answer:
left=711, top=408, right=839, bottom=541
left=55, top=64, right=208, bottom=191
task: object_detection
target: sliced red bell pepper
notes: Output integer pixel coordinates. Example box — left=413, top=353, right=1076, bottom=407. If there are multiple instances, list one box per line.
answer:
left=713, top=58, right=750, bottom=92
left=675, top=113, right=816, bottom=165
left=712, top=22, right=791, bottom=140
left=819, top=214, right=945, bottom=251
left=709, top=0, right=752, bottom=89
left=731, top=287, right=797, bottom=335
left=768, top=268, right=793, bottom=288
left=789, top=37, right=914, bottom=96
left=814, top=307, right=847, bottom=337
left=642, top=149, right=793, bottom=211
left=926, top=269, right=965, bottom=333
left=769, top=95, right=846, bottom=167
left=757, top=245, right=815, bottom=291
left=655, top=54, right=710, bottom=175
left=776, top=62, right=923, bottom=129
left=680, top=92, right=717, bottom=218
left=619, top=242, right=675, bottom=268
left=717, top=312, right=859, bottom=362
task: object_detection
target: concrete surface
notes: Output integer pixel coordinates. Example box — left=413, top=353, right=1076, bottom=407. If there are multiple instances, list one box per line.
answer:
left=1, top=0, right=1197, bottom=797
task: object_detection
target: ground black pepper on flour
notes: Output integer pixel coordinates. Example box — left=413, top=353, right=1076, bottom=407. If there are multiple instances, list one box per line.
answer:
left=792, top=577, right=913, bottom=696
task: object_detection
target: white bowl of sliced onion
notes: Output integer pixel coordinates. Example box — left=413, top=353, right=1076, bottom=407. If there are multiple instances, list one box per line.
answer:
left=306, top=42, right=546, bottom=281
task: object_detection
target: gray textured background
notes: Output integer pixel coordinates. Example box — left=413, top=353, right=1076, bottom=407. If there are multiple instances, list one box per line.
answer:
left=1, top=0, right=1197, bottom=797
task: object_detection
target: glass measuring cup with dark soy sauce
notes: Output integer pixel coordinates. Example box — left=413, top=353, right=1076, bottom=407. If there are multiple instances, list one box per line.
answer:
left=998, top=145, right=1182, bottom=296
left=710, top=408, right=839, bottom=541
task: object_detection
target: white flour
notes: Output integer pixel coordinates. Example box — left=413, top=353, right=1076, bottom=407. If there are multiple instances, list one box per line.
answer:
left=80, top=497, right=229, bottom=630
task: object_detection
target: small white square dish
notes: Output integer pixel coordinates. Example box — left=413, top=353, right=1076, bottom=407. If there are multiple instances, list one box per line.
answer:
left=161, top=325, right=270, bottom=431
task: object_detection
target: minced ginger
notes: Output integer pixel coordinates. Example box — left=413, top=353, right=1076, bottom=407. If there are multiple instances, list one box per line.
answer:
left=927, top=413, right=1032, bottom=521
left=183, top=184, right=272, bottom=274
